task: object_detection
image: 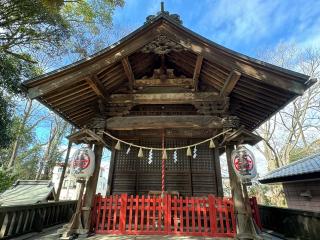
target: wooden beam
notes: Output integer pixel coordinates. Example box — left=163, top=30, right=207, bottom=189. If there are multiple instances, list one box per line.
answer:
left=121, top=57, right=134, bottom=91
left=193, top=55, right=203, bottom=91
left=86, top=75, right=109, bottom=101
left=109, top=92, right=221, bottom=105
left=134, top=78, right=193, bottom=88
left=220, top=70, right=241, bottom=96
left=97, top=98, right=106, bottom=115
left=106, top=115, right=223, bottom=130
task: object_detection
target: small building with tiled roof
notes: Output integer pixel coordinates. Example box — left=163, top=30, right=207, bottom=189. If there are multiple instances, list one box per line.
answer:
left=0, top=180, right=56, bottom=206
left=259, top=153, right=320, bottom=212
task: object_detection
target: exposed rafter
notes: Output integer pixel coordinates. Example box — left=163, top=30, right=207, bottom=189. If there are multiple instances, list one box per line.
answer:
left=86, top=75, right=109, bottom=101
left=161, top=25, right=307, bottom=95
left=220, top=70, right=241, bottom=96
left=192, top=55, right=203, bottom=91
left=122, top=57, right=135, bottom=92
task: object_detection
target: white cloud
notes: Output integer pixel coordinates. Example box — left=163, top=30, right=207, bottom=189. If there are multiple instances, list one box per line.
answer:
left=191, top=0, right=320, bottom=53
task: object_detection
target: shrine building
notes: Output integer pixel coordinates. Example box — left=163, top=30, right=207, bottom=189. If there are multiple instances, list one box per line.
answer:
left=18, top=4, right=314, bottom=239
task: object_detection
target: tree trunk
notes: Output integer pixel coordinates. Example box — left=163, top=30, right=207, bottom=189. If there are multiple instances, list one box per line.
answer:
left=56, top=130, right=74, bottom=200
left=7, top=99, right=32, bottom=169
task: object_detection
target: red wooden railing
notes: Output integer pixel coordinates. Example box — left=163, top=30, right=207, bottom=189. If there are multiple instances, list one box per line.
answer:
left=91, top=194, right=236, bottom=237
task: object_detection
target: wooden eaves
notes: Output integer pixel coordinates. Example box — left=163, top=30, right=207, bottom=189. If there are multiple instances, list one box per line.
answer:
left=21, top=12, right=316, bottom=133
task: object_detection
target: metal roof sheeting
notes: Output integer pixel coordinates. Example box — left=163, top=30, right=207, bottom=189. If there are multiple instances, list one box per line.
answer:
left=0, top=180, right=56, bottom=206
left=259, top=153, right=320, bottom=184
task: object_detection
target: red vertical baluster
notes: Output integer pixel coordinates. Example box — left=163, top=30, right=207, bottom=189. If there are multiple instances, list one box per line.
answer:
left=152, top=195, right=156, bottom=232
left=191, top=197, right=195, bottom=234
left=120, top=194, right=127, bottom=233
left=167, top=194, right=171, bottom=234
left=146, top=195, right=150, bottom=232
left=208, top=195, right=216, bottom=236
left=186, top=197, right=189, bottom=234
left=196, top=198, right=201, bottom=233
left=107, top=195, right=112, bottom=231
left=113, top=195, right=118, bottom=231
left=157, top=196, right=162, bottom=233
left=202, top=198, right=208, bottom=234
left=174, top=196, right=178, bottom=233
left=134, top=195, right=139, bottom=232
left=128, top=195, right=133, bottom=232
left=141, top=195, right=145, bottom=232
left=179, top=196, right=184, bottom=233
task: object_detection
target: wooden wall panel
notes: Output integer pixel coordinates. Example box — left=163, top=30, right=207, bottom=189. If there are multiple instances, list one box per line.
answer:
left=110, top=138, right=223, bottom=197
left=112, top=172, right=136, bottom=195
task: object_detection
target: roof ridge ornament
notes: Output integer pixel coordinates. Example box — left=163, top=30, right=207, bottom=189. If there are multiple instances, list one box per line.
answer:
left=145, top=1, right=183, bottom=25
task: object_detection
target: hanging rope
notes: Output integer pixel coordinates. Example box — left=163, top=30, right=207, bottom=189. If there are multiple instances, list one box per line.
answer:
left=103, top=129, right=231, bottom=151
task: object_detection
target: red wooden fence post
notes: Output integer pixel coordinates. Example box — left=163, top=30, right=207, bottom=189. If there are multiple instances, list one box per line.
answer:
left=166, top=194, right=171, bottom=234
left=120, top=194, right=128, bottom=233
left=208, top=194, right=216, bottom=236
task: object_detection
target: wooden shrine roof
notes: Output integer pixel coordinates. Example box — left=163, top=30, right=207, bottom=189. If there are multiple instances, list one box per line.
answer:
left=22, top=11, right=315, bottom=136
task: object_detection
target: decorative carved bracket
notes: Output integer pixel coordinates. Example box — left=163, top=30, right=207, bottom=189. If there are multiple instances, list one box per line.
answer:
left=141, top=34, right=186, bottom=55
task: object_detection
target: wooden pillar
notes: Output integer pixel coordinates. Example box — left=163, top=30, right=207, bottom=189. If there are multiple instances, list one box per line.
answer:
left=83, top=143, right=104, bottom=230
left=106, top=148, right=116, bottom=196
left=213, top=147, right=223, bottom=197
left=226, top=144, right=256, bottom=239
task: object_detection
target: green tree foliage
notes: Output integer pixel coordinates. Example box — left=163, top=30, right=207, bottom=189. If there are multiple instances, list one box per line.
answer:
left=0, top=53, right=40, bottom=148
left=0, top=167, right=17, bottom=193
left=0, top=0, right=123, bottom=191
left=0, top=0, right=124, bottom=148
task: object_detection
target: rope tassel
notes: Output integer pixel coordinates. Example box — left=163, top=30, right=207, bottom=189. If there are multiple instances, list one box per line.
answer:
left=209, top=139, right=215, bottom=148
left=138, top=147, right=144, bottom=158
left=187, top=146, right=192, bottom=157
left=162, top=149, right=167, bottom=160
left=115, top=140, right=121, bottom=150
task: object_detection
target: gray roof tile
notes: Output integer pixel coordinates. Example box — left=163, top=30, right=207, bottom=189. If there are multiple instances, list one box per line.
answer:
left=259, top=153, right=320, bottom=183
left=0, top=180, right=56, bottom=206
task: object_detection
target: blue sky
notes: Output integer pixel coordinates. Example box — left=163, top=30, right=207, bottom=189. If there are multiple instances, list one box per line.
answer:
left=111, top=0, right=320, bottom=57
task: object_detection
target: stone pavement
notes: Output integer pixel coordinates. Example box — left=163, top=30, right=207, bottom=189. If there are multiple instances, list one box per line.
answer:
left=14, top=225, right=285, bottom=240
